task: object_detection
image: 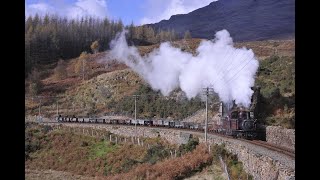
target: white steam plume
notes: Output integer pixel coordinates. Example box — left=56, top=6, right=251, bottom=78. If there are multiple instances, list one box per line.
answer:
left=107, top=29, right=259, bottom=108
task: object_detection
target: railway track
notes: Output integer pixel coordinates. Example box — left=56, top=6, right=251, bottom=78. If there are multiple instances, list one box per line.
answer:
left=241, top=139, right=295, bottom=159
left=41, top=121, right=295, bottom=159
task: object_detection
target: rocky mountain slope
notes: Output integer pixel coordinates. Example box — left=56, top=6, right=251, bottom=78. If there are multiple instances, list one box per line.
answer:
left=149, top=0, right=295, bottom=42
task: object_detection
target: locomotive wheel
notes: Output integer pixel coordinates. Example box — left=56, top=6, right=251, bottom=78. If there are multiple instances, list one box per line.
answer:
left=236, top=133, right=242, bottom=139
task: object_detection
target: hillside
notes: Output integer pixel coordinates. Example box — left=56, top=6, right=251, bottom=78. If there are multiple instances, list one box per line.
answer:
left=25, top=123, right=222, bottom=179
left=25, top=38, right=295, bottom=128
left=148, top=0, right=295, bottom=42
left=25, top=123, right=250, bottom=179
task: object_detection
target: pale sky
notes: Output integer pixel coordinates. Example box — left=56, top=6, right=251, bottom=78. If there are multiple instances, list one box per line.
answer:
left=25, top=0, right=216, bottom=25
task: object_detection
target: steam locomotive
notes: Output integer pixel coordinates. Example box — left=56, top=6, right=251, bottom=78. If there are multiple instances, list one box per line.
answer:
left=217, top=108, right=257, bottom=139
left=57, top=87, right=261, bottom=140
left=216, top=86, right=261, bottom=139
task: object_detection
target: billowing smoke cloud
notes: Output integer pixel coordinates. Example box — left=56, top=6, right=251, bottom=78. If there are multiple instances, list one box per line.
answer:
left=107, top=29, right=259, bottom=108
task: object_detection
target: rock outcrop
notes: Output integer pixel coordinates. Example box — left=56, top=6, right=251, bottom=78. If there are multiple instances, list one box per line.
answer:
left=266, top=126, right=295, bottom=150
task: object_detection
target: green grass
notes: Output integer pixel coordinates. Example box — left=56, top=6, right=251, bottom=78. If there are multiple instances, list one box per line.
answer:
left=89, top=141, right=118, bottom=159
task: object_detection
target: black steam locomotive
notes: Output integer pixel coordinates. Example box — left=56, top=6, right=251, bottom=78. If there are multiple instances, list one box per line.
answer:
left=217, top=86, right=261, bottom=139
left=219, top=108, right=257, bottom=139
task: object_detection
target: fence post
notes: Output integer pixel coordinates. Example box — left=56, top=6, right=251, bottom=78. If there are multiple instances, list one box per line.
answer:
left=110, top=135, right=112, bottom=142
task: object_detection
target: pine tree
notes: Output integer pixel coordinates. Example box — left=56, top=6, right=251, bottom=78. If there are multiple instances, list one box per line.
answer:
left=28, top=69, right=42, bottom=96
left=184, top=30, right=192, bottom=39
left=74, top=51, right=89, bottom=80
left=128, top=22, right=135, bottom=41
left=54, top=59, right=67, bottom=80
left=145, top=26, right=155, bottom=43
left=24, top=14, right=179, bottom=76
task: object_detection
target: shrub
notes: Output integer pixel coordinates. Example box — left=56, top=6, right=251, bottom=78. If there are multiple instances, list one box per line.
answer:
left=179, top=137, right=199, bottom=155
left=144, top=144, right=170, bottom=164
left=81, top=141, right=89, bottom=147
left=107, top=143, right=212, bottom=180
left=91, top=40, right=100, bottom=54
left=54, top=59, right=67, bottom=80
left=112, top=84, right=204, bottom=120
left=28, top=69, right=42, bottom=96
